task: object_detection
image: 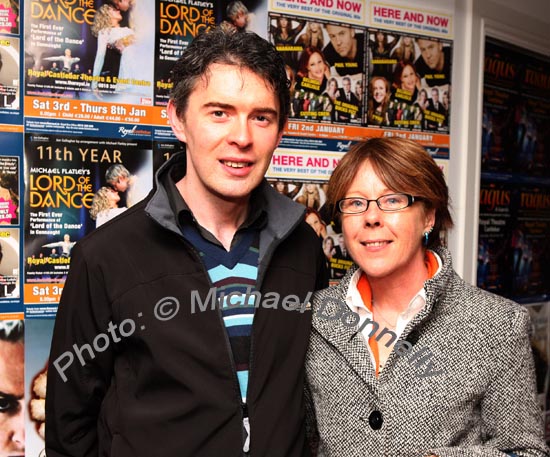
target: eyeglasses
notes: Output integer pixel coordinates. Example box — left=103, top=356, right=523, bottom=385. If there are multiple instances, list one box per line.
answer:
left=337, top=193, right=421, bottom=214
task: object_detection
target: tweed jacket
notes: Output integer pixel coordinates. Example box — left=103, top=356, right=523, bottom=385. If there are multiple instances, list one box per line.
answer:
left=305, top=247, right=549, bottom=457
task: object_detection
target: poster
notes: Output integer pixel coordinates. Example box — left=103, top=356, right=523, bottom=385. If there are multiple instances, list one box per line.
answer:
left=24, top=0, right=155, bottom=123
left=367, top=29, right=451, bottom=132
left=154, top=0, right=215, bottom=108
left=479, top=38, right=550, bottom=303
left=0, top=36, right=21, bottom=123
left=268, top=12, right=366, bottom=126
left=0, top=154, right=19, bottom=224
left=0, top=316, right=25, bottom=456
left=24, top=131, right=153, bottom=309
left=0, top=0, right=19, bottom=35
left=24, top=317, right=54, bottom=457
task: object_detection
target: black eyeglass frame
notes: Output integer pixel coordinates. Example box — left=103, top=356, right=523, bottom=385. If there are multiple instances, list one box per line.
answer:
left=337, top=193, right=423, bottom=214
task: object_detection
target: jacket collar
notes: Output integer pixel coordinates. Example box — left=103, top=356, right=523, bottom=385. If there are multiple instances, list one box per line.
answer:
left=144, top=151, right=306, bottom=265
left=311, top=246, right=453, bottom=383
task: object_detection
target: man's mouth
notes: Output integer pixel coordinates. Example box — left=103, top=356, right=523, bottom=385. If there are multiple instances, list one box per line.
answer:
left=221, top=160, right=251, bottom=169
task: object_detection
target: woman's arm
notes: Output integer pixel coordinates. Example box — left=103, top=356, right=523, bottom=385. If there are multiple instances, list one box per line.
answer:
left=426, top=308, right=548, bottom=457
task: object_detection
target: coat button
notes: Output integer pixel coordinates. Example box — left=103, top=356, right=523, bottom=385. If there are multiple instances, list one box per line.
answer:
left=368, top=410, right=383, bottom=430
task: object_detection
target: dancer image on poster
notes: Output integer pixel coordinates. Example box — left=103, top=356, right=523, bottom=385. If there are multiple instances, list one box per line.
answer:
left=220, top=1, right=254, bottom=34
left=90, top=3, right=138, bottom=96
left=105, top=164, right=144, bottom=208
left=0, top=320, right=24, bottom=456
left=0, top=240, right=16, bottom=297
left=42, top=234, right=76, bottom=258
left=323, top=23, right=365, bottom=76
left=43, top=49, right=80, bottom=72
left=89, top=186, right=127, bottom=228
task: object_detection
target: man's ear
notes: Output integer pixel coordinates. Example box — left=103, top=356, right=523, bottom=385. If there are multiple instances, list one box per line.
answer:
left=167, top=100, right=187, bottom=143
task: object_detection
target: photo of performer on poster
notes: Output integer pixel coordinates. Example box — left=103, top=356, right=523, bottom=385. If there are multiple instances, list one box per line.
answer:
left=0, top=156, right=19, bottom=225
left=367, top=30, right=452, bottom=133
left=270, top=13, right=366, bottom=126
left=25, top=0, right=155, bottom=104
left=24, top=133, right=153, bottom=304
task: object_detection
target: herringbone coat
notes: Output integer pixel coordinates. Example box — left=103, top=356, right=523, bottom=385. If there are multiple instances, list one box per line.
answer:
left=305, top=247, right=549, bottom=457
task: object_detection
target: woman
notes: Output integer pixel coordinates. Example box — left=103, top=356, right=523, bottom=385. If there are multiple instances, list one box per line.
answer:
left=269, top=16, right=305, bottom=67
left=296, top=183, right=321, bottom=210
left=305, top=137, right=547, bottom=456
left=295, top=47, right=330, bottom=95
left=367, top=76, right=390, bottom=126
left=298, top=21, right=324, bottom=50
left=369, top=31, right=393, bottom=79
left=390, top=35, right=416, bottom=64
left=322, top=77, right=339, bottom=121
left=392, top=61, right=419, bottom=103
left=90, top=3, right=138, bottom=94
left=89, top=186, right=127, bottom=228
left=305, top=207, right=326, bottom=238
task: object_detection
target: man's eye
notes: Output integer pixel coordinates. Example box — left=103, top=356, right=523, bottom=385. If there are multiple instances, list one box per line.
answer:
left=212, top=111, right=225, bottom=118
left=0, top=396, right=15, bottom=413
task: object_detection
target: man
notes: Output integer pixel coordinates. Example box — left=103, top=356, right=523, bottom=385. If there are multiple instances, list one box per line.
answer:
left=425, top=87, right=446, bottom=130
left=46, top=29, right=326, bottom=457
left=0, top=320, right=24, bottom=457
left=335, top=76, right=359, bottom=122
left=415, top=38, right=451, bottom=87
left=330, top=233, right=352, bottom=279
left=323, top=24, right=365, bottom=76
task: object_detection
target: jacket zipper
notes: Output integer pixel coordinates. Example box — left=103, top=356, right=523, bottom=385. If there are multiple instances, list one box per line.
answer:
left=178, top=236, right=249, bottom=453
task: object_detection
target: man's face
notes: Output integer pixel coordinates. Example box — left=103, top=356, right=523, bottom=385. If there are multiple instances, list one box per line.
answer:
left=325, top=25, right=356, bottom=60
left=114, top=176, right=129, bottom=192
left=417, top=39, right=444, bottom=70
left=113, top=0, right=131, bottom=12
left=0, top=341, right=24, bottom=456
left=233, top=11, right=248, bottom=29
left=168, top=64, right=283, bottom=203
left=343, top=79, right=351, bottom=93
left=432, top=90, right=439, bottom=103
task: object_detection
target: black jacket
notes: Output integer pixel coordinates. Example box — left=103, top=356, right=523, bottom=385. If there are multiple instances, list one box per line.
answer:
left=46, top=152, right=327, bottom=457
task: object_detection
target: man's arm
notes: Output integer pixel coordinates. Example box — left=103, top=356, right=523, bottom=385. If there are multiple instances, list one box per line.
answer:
left=46, top=243, right=114, bottom=457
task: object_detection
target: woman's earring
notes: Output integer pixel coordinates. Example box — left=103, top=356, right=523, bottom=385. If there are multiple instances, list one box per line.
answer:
left=423, top=227, right=433, bottom=247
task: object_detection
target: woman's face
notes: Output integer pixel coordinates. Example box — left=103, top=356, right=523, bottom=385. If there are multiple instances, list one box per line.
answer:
left=106, top=188, right=120, bottom=208
left=372, top=79, right=387, bottom=103
left=401, top=65, right=416, bottom=92
left=341, top=160, right=434, bottom=282
left=305, top=213, right=322, bottom=236
left=310, top=22, right=320, bottom=32
left=376, top=32, right=384, bottom=42
left=419, top=90, right=427, bottom=102
left=275, top=181, right=285, bottom=193
left=328, top=79, right=337, bottom=92
left=403, top=36, right=412, bottom=45
left=306, top=183, right=316, bottom=192
left=109, top=6, right=122, bottom=25
left=307, top=52, right=325, bottom=81
left=279, top=17, right=289, bottom=28
left=324, top=237, right=334, bottom=249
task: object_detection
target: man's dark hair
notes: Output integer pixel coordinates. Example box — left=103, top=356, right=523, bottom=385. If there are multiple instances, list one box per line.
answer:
left=170, top=28, right=290, bottom=131
left=0, top=320, right=24, bottom=343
